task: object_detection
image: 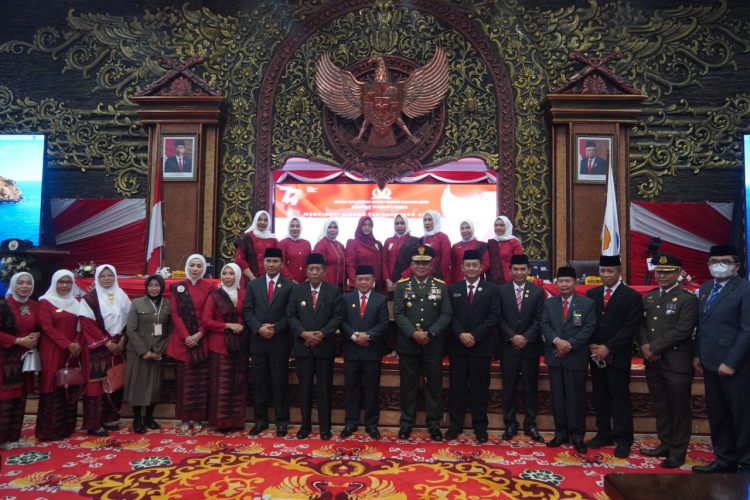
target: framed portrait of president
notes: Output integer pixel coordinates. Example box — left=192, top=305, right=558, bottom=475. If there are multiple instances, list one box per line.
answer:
left=575, top=136, right=611, bottom=184
left=162, top=136, right=196, bottom=181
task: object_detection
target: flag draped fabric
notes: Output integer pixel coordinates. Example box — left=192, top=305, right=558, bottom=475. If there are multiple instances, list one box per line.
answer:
left=146, top=167, right=164, bottom=274
left=601, top=164, right=620, bottom=256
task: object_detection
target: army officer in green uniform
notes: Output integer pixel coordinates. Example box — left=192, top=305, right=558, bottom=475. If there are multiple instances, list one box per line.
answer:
left=638, top=253, right=698, bottom=469
left=393, top=244, right=453, bottom=441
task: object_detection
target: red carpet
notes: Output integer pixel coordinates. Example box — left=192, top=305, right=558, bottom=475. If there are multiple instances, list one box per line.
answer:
left=0, top=419, right=714, bottom=499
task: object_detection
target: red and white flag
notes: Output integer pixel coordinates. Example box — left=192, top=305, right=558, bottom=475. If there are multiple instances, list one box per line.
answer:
left=146, top=167, right=164, bottom=274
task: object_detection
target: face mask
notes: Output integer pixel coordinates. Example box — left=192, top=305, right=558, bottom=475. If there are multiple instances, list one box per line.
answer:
left=709, top=262, right=736, bottom=279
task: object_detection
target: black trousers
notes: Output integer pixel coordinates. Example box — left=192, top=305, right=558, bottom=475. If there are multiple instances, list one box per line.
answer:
left=548, top=366, right=587, bottom=442
left=703, top=368, right=750, bottom=469
left=343, top=358, right=381, bottom=428
left=645, top=366, right=693, bottom=461
left=399, top=352, right=443, bottom=429
left=251, top=351, right=290, bottom=426
left=448, top=354, right=490, bottom=432
left=501, top=349, right=541, bottom=428
left=589, top=361, right=634, bottom=446
left=295, top=356, right=334, bottom=432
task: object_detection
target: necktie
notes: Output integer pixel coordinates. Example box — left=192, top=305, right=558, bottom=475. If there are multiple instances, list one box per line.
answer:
left=562, top=298, right=569, bottom=321
left=468, top=284, right=475, bottom=305
left=178, top=157, right=183, bottom=171
left=587, top=158, right=593, bottom=174
left=516, top=286, right=523, bottom=311
left=360, top=294, right=367, bottom=318
left=603, top=287, right=612, bottom=306
left=311, top=289, right=318, bottom=308
left=267, top=279, right=275, bottom=303
left=705, top=282, right=722, bottom=312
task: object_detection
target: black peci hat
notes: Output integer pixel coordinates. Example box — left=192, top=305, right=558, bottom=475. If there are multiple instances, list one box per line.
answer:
left=709, top=244, right=738, bottom=257
left=510, top=254, right=529, bottom=266
left=355, top=265, right=375, bottom=276
left=463, top=249, right=481, bottom=261
left=264, top=247, right=283, bottom=259
left=599, top=255, right=621, bottom=267
left=306, top=253, right=325, bottom=266
left=556, top=266, right=577, bottom=280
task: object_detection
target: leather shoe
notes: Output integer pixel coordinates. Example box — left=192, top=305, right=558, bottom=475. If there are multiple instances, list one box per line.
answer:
left=661, top=458, right=684, bottom=469
left=429, top=428, right=443, bottom=442
left=398, top=427, right=411, bottom=440
left=132, top=420, right=146, bottom=434
left=88, top=428, right=109, bottom=437
left=249, top=424, right=268, bottom=436
left=276, top=426, right=288, bottom=437
left=546, top=436, right=569, bottom=448
left=143, top=418, right=161, bottom=430
left=692, top=461, right=738, bottom=473
left=573, top=440, right=587, bottom=453
left=475, top=430, right=489, bottom=443
left=524, top=426, right=544, bottom=443
left=319, top=430, right=332, bottom=440
left=502, top=423, right=518, bottom=440
left=296, top=427, right=311, bottom=439
left=639, top=445, right=670, bottom=458
left=365, top=427, right=381, bottom=440
left=586, top=436, right=614, bottom=449
left=614, top=444, right=631, bottom=458
left=340, top=426, right=357, bottom=439
left=444, top=428, right=461, bottom=441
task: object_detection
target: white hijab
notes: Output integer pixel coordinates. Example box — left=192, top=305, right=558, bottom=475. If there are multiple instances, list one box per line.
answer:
left=287, top=217, right=303, bottom=241
left=245, top=210, right=275, bottom=239
left=317, top=218, right=339, bottom=242
left=494, top=215, right=519, bottom=242
left=39, top=270, right=79, bottom=315
left=459, top=218, right=476, bottom=243
left=185, top=254, right=207, bottom=285
left=219, top=263, right=241, bottom=305
left=422, top=210, right=442, bottom=236
left=393, top=214, right=411, bottom=238
left=5, top=272, right=34, bottom=304
left=78, top=265, right=131, bottom=336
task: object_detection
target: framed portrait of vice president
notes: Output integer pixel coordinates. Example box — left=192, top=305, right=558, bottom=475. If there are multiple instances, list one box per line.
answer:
left=575, top=136, right=611, bottom=184
left=162, top=136, right=196, bottom=181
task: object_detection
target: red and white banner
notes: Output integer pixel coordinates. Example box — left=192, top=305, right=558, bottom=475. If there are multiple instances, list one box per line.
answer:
left=51, top=198, right=147, bottom=276
left=146, top=167, right=164, bottom=274
left=630, top=201, right=733, bottom=284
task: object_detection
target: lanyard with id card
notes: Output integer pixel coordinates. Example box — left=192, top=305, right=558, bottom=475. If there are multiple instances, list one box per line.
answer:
left=150, top=300, right=164, bottom=336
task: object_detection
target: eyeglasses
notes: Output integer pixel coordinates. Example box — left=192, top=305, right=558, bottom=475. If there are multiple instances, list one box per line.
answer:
left=708, top=259, right=736, bottom=265
left=591, top=354, right=606, bottom=369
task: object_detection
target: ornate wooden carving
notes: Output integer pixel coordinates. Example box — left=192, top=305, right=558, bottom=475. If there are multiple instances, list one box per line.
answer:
left=136, top=56, right=221, bottom=97
left=551, top=51, right=641, bottom=96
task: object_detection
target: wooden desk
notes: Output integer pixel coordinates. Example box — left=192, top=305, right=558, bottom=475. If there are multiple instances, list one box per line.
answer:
left=604, top=473, right=750, bottom=500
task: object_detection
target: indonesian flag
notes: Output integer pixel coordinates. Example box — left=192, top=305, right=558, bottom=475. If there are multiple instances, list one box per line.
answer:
left=146, top=167, right=164, bottom=274
left=601, top=163, right=620, bottom=256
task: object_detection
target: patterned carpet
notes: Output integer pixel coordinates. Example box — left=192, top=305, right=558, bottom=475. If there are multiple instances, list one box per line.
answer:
left=0, top=418, right=714, bottom=499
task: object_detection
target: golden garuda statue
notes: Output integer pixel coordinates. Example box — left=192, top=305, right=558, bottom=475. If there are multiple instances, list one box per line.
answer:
left=315, top=47, right=449, bottom=148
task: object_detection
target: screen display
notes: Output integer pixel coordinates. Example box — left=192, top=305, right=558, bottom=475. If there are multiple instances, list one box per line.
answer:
left=0, top=134, right=45, bottom=245
left=274, top=182, right=498, bottom=244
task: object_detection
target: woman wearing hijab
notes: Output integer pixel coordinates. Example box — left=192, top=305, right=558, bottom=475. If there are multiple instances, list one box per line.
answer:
left=421, top=210, right=451, bottom=281
left=313, top=219, right=348, bottom=290
left=235, top=210, right=278, bottom=285
left=345, top=216, right=384, bottom=292
left=124, top=275, right=171, bottom=434
left=79, top=264, right=131, bottom=436
left=278, top=217, right=311, bottom=283
left=487, top=215, right=524, bottom=285
left=165, top=254, right=214, bottom=433
left=202, top=263, right=247, bottom=432
left=450, top=219, right=490, bottom=284
left=382, top=214, right=420, bottom=292
left=35, top=270, right=82, bottom=441
left=0, top=272, right=40, bottom=444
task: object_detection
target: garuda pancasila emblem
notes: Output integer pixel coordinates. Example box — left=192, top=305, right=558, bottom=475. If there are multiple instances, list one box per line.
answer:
left=315, top=47, right=449, bottom=148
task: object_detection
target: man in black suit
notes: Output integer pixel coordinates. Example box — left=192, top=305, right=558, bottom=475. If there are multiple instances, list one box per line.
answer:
left=340, top=265, right=389, bottom=440
left=393, top=244, right=452, bottom=441
left=579, top=140, right=606, bottom=176
left=243, top=247, right=294, bottom=437
left=541, top=266, right=596, bottom=453
left=693, top=245, right=750, bottom=474
left=498, top=254, right=545, bottom=443
left=287, top=253, right=343, bottom=440
left=585, top=255, right=643, bottom=458
left=445, top=249, right=500, bottom=443
left=638, top=254, right=698, bottom=468
left=163, top=139, right=192, bottom=173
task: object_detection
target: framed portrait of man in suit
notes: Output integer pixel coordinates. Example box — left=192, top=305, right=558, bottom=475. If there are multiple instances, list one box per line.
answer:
left=162, top=136, right=196, bottom=181
left=575, top=136, right=611, bottom=184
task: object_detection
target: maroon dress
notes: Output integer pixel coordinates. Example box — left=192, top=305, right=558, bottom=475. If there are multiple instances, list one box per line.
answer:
left=422, top=232, right=452, bottom=281
left=449, top=240, right=491, bottom=284
left=278, top=237, right=312, bottom=283
left=345, top=220, right=384, bottom=292
left=314, top=238, right=348, bottom=289
left=235, top=233, right=278, bottom=285
left=487, top=238, right=524, bottom=285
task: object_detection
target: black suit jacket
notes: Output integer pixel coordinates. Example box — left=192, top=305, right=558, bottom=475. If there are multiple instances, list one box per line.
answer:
left=498, top=281, right=544, bottom=358
left=242, top=274, right=293, bottom=354
left=448, top=279, right=500, bottom=358
left=341, top=290, right=389, bottom=361
left=585, top=283, right=643, bottom=369
left=696, top=276, right=750, bottom=374
left=579, top=156, right=606, bottom=175
left=287, top=281, right=343, bottom=358
left=164, top=155, right=192, bottom=173
left=541, top=293, right=596, bottom=370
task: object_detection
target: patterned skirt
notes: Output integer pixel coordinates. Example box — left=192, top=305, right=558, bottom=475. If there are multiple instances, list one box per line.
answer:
left=174, top=359, right=209, bottom=422
left=208, top=352, right=248, bottom=431
left=35, top=388, right=78, bottom=441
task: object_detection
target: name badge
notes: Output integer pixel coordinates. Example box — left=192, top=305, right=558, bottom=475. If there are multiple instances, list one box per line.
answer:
left=573, top=310, right=582, bottom=326
left=154, top=324, right=163, bottom=336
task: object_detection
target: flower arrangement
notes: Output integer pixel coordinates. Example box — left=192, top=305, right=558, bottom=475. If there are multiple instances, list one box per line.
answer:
left=0, top=255, right=34, bottom=285
left=171, top=270, right=186, bottom=278
left=74, top=261, right=96, bottom=278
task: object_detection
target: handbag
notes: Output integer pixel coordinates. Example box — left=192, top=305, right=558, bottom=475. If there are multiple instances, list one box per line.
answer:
left=21, top=348, right=41, bottom=373
left=224, top=328, right=246, bottom=354
left=55, top=358, right=85, bottom=389
left=102, top=355, right=125, bottom=394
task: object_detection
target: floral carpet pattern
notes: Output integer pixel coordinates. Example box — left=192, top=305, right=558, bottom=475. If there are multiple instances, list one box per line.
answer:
left=0, top=418, right=714, bottom=499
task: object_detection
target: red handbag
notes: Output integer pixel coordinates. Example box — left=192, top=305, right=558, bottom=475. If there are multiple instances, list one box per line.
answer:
left=102, top=355, right=125, bottom=394
left=55, top=358, right=84, bottom=389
